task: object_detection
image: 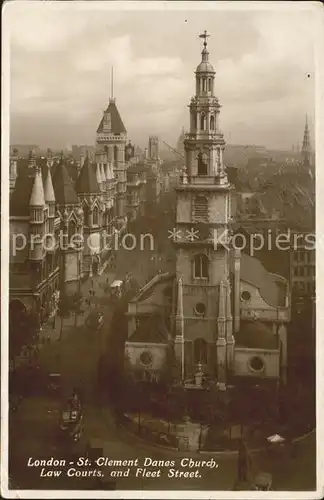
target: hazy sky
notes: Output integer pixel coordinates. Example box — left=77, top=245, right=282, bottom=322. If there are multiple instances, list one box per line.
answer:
left=7, top=1, right=317, bottom=150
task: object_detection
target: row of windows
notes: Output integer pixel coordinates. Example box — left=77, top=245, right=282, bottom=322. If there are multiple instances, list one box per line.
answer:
left=293, top=266, right=315, bottom=277
left=193, top=114, right=215, bottom=132
left=83, top=206, right=100, bottom=226
left=294, top=250, right=314, bottom=263
left=294, top=281, right=315, bottom=294
left=198, top=77, right=213, bottom=93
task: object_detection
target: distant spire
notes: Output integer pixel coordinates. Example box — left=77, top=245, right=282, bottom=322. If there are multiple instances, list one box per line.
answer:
left=111, top=66, right=114, bottom=99
left=302, top=113, right=311, bottom=167
left=110, top=66, right=115, bottom=103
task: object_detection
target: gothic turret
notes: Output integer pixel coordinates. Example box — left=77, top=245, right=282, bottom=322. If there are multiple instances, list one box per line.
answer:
left=29, top=166, right=45, bottom=261
left=44, top=166, right=56, bottom=205
left=29, top=166, right=45, bottom=207
left=10, top=148, right=18, bottom=194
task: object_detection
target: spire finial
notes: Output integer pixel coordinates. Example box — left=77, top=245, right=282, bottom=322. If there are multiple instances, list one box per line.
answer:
left=199, top=30, right=210, bottom=49
left=111, top=66, right=114, bottom=100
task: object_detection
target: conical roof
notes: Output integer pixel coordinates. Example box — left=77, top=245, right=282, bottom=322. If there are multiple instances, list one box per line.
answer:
left=75, top=155, right=100, bottom=194
left=96, top=99, right=127, bottom=135
left=96, top=163, right=102, bottom=185
left=52, top=157, right=78, bottom=205
left=29, top=168, right=45, bottom=207
left=100, top=163, right=106, bottom=182
left=43, top=166, right=56, bottom=203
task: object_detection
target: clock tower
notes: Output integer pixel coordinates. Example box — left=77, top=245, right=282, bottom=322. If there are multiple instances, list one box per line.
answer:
left=174, top=32, right=233, bottom=383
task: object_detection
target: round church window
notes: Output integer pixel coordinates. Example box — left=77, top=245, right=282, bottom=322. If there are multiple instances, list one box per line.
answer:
left=241, top=290, right=251, bottom=301
left=195, top=302, right=206, bottom=315
left=248, top=356, right=265, bottom=373
left=140, top=351, right=153, bottom=366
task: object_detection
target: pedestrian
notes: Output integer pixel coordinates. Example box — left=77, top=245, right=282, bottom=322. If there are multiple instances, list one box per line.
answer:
left=52, top=315, right=56, bottom=330
left=236, top=438, right=251, bottom=484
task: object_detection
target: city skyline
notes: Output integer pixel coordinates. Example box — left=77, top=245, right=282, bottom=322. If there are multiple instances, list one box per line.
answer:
left=8, top=2, right=316, bottom=150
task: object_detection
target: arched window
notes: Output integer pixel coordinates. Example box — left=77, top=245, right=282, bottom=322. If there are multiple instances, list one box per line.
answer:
left=194, top=338, right=207, bottom=364
left=202, top=78, right=207, bottom=92
left=197, top=152, right=208, bottom=176
left=200, top=114, right=205, bottom=131
left=210, top=115, right=215, bottom=131
left=208, top=78, right=212, bottom=92
left=93, top=206, right=99, bottom=226
left=193, top=196, right=208, bottom=222
left=68, top=220, right=76, bottom=241
left=83, top=204, right=89, bottom=226
left=114, top=145, right=118, bottom=163
left=194, top=254, right=208, bottom=279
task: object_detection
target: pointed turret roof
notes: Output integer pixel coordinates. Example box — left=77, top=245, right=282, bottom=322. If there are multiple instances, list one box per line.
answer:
left=96, top=163, right=102, bottom=186
left=43, top=166, right=56, bottom=203
left=52, top=157, right=78, bottom=205
left=75, top=155, right=100, bottom=194
left=29, top=168, right=45, bottom=207
left=96, top=99, right=127, bottom=135
left=100, top=163, right=106, bottom=183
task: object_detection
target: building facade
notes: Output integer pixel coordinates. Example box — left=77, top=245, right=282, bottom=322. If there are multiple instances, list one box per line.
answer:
left=124, top=32, right=290, bottom=390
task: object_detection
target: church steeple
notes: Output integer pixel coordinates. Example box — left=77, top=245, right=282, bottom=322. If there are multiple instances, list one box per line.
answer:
left=301, top=114, right=311, bottom=167
left=174, top=32, right=232, bottom=383
left=185, top=31, right=227, bottom=182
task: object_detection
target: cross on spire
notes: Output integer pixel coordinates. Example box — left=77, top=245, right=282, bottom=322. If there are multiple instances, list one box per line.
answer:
left=199, top=30, right=210, bottom=48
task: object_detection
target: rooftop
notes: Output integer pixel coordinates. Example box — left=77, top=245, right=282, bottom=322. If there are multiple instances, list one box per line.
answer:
left=96, top=99, right=127, bottom=135
left=235, top=320, right=278, bottom=350
left=230, top=252, right=287, bottom=308
left=52, top=158, right=79, bottom=205
left=75, top=156, right=100, bottom=194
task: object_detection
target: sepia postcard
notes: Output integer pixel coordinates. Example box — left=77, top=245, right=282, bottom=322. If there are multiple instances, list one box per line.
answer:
left=1, top=0, right=324, bottom=498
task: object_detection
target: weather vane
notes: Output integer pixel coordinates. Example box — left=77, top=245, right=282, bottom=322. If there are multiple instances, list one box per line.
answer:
left=199, top=30, right=210, bottom=48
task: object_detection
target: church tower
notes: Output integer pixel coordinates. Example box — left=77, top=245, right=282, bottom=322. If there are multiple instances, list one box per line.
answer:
left=96, top=70, right=127, bottom=233
left=174, top=32, right=232, bottom=381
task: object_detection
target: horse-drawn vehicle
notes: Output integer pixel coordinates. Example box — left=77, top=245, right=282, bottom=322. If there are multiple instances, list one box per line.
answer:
left=58, top=393, right=83, bottom=443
